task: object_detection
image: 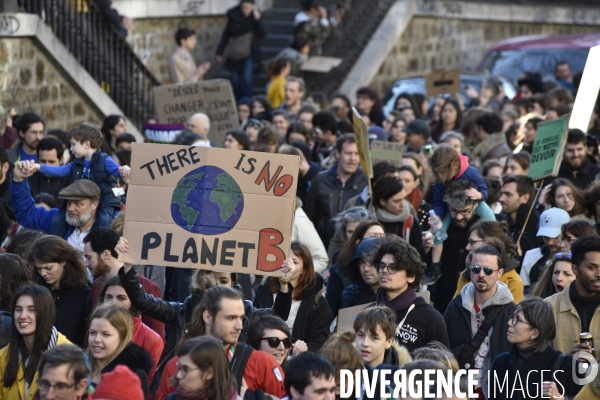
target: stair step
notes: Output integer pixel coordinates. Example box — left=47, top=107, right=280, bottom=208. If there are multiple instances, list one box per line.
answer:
left=263, top=20, right=295, bottom=35
left=261, top=34, right=294, bottom=48
left=262, top=8, right=298, bottom=22
left=273, top=0, right=298, bottom=7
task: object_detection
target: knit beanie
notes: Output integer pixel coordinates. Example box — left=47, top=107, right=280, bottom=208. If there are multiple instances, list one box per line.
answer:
left=90, top=365, right=143, bottom=400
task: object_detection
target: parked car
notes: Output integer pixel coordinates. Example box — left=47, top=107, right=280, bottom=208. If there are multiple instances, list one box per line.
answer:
left=476, top=33, right=600, bottom=83
left=382, top=74, right=516, bottom=116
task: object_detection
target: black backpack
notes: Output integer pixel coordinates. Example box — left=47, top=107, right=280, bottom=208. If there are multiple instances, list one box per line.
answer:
left=231, top=343, right=254, bottom=393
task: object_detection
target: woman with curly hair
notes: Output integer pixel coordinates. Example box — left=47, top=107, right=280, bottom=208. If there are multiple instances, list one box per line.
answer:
left=539, top=178, right=588, bottom=220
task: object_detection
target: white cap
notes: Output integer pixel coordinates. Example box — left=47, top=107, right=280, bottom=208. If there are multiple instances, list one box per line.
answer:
left=537, top=208, right=570, bottom=238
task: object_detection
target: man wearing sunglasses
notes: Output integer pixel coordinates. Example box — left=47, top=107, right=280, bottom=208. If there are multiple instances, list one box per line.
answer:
left=444, top=244, right=516, bottom=397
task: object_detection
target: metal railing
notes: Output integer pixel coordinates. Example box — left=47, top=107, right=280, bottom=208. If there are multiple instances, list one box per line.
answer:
left=459, top=0, right=600, bottom=5
left=17, top=0, right=160, bottom=129
left=303, top=0, right=396, bottom=97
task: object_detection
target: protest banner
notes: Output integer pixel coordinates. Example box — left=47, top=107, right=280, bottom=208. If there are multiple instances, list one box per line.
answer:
left=528, top=115, right=569, bottom=181
left=142, top=122, right=184, bottom=144
left=153, top=79, right=239, bottom=147
left=370, top=140, right=403, bottom=167
left=122, top=143, right=299, bottom=276
left=425, top=69, right=461, bottom=97
left=570, top=45, right=600, bottom=132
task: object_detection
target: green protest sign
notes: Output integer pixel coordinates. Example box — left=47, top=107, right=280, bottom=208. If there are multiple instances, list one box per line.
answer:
left=528, top=115, right=569, bottom=181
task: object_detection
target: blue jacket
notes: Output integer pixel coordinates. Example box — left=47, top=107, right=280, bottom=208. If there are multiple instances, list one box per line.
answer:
left=71, top=149, right=121, bottom=210
left=10, top=179, right=111, bottom=238
left=433, top=154, right=488, bottom=218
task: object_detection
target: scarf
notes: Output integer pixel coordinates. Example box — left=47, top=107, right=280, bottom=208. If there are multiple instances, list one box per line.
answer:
left=175, top=383, right=237, bottom=400
left=376, top=287, right=417, bottom=313
left=405, top=188, right=422, bottom=214
left=375, top=200, right=410, bottom=223
left=20, top=326, right=58, bottom=370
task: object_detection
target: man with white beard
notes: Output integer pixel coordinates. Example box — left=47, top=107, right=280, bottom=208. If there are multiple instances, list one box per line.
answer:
left=10, top=163, right=111, bottom=250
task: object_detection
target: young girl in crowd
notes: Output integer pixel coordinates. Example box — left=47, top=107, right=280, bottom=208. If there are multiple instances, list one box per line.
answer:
left=166, top=336, right=237, bottom=400
left=0, top=284, right=71, bottom=399
left=29, top=235, right=91, bottom=347
left=266, top=58, right=290, bottom=108
left=100, top=276, right=164, bottom=384
left=530, top=254, right=576, bottom=298
left=87, top=304, right=153, bottom=397
left=255, top=242, right=332, bottom=352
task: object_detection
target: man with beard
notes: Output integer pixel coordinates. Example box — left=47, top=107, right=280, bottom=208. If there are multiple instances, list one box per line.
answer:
left=521, top=208, right=570, bottom=292
left=27, top=137, right=71, bottom=202
left=435, top=179, right=482, bottom=315
left=557, top=129, right=600, bottom=189
left=8, top=112, right=45, bottom=164
left=444, top=243, right=516, bottom=397
left=545, top=235, right=600, bottom=356
left=498, top=175, right=538, bottom=256
left=11, top=164, right=111, bottom=249
left=84, top=227, right=165, bottom=340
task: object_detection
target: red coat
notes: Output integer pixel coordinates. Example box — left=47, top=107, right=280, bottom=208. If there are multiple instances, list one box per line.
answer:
left=132, top=315, right=164, bottom=384
left=91, top=274, right=166, bottom=341
left=156, top=348, right=286, bottom=400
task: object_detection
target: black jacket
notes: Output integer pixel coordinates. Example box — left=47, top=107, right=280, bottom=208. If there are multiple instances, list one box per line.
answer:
left=52, top=283, right=91, bottom=347
left=340, top=281, right=377, bottom=311
left=305, top=165, right=368, bottom=248
left=297, top=161, right=321, bottom=208
left=216, top=5, right=266, bottom=72
left=488, top=345, right=583, bottom=399
left=435, top=217, right=480, bottom=315
left=255, top=274, right=332, bottom=352
left=498, top=204, right=539, bottom=261
left=444, top=284, right=516, bottom=370
left=557, top=157, right=600, bottom=190
left=324, top=263, right=353, bottom=318
left=102, top=343, right=154, bottom=400
left=379, top=219, right=424, bottom=258
left=27, top=173, right=70, bottom=203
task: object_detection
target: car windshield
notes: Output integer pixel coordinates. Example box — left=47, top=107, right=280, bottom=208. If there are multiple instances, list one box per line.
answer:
left=479, top=49, right=589, bottom=83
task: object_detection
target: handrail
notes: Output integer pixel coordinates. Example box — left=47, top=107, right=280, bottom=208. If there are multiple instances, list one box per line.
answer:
left=303, top=0, right=396, bottom=97
left=17, top=0, right=160, bottom=129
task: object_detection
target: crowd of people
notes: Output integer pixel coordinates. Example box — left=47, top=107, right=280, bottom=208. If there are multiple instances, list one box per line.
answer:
left=4, top=0, right=600, bottom=398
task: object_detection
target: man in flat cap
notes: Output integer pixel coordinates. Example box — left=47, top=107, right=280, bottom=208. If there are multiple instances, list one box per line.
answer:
left=11, top=164, right=111, bottom=250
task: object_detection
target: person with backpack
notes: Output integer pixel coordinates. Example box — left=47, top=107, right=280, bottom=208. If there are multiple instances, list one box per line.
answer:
left=0, top=254, right=30, bottom=349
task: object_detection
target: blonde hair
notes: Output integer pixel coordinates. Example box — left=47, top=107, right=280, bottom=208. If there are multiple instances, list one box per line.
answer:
left=412, top=342, right=460, bottom=374
left=111, top=212, right=125, bottom=236
left=87, top=304, right=133, bottom=375
left=319, top=331, right=363, bottom=383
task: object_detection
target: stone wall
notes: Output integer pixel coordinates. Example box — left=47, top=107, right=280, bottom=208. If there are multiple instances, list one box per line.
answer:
left=369, top=17, right=600, bottom=96
left=0, top=37, right=103, bottom=130
left=127, top=16, right=227, bottom=85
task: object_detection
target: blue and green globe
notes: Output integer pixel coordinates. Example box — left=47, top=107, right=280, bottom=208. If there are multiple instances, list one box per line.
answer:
left=171, top=166, right=244, bottom=235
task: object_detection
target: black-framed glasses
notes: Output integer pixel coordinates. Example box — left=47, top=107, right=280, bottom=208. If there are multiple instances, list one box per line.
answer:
left=508, top=313, right=532, bottom=327
left=176, top=362, right=200, bottom=378
left=376, top=263, right=398, bottom=274
left=38, top=380, right=76, bottom=395
left=449, top=204, right=475, bottom=217
left=470, top=265, right=498, bottom=276
left=261, top=337, right=293, bottom=349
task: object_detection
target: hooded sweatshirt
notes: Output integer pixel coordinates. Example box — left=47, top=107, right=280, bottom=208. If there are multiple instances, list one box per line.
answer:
left=376, top=287, right=449, bottom=352
left=433, top=153, right=489, bottom=218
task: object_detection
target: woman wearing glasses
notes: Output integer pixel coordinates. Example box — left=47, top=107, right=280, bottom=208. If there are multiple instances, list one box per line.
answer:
left=454, top=220, right=524, bottom=303
left=254, top=242, right=332, bottom=352
left=165, top=336, right=237, bottom=400
left=246, top=314, right=307, bottom=367
left=488, top=298, right=584, bottom=400
left=87, top=304, right=153, bottom=398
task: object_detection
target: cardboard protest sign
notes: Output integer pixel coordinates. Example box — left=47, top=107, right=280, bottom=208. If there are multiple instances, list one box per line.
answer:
left=122, top=143, right=299, bottom=276
left=370, top=140, right=403, bottom=167
left=142, top=123, right=184, bottom=144
left=528, top=115, right=569, bottom=181
left=300, top=56, right=343, bottom=73
left=425, top=69, right=461, bottom=97
left=337, top=303, right=369, bottom=334
left=153, top=79, right=239, bottom=147
left=352, top=108, right=373, bottom=179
